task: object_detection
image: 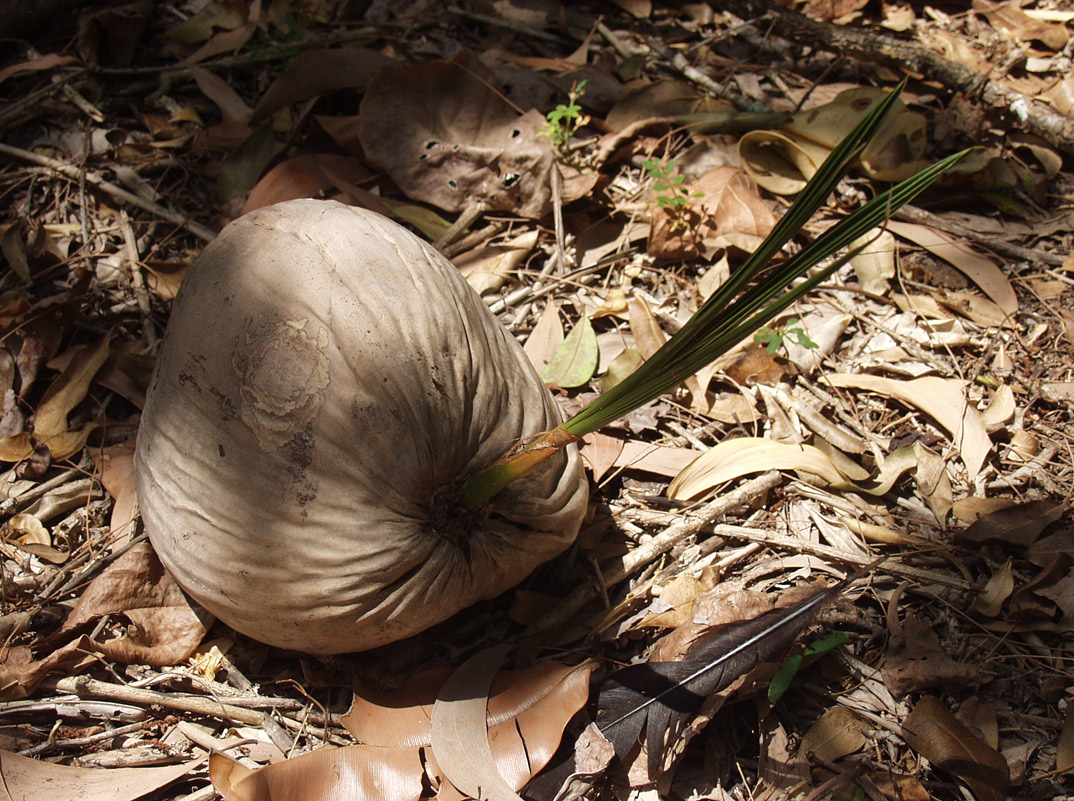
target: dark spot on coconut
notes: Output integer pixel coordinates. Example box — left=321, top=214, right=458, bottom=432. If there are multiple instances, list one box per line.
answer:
left=218, top=444, right=225, bottom=458
left=286, top=429, right=314, bottom=469
left=178, top=371, right=201, bottom=392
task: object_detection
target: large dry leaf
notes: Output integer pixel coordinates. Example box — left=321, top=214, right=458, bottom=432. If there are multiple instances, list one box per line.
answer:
left=250, top=47, right=392, bottom=125
left=901, top=695, right=1009, bottom=801
left=60, top=541, right=211, bottom=666
left=884, top=220, right=1017, bottom=315
left=648, top=167, right=775, bottom=260
left=455, top=231, right=538, bottom=295
left=614, top=441, right=701, bottom=478
left=344, top=657, right=593, bottom=794
left=628, top=297, right=666, bottom=359
left=669, top=438, right=848, bottom=500
left=241, top=154, right=373, bottom=215
left=34, top=332, right=111, bottom=439
left=957, top=499, right=1066, bottom=547
left=431, top=646, right=526, bottom=801
left=211, top=745, right=423, bottom=801
left=90, top=439, right=138, bottom=543
left=826, top=374, right=991, bottom=479
left=360, top=51, right=590, bottom=218
left=0, top=748, right=203, bottom=801
left=974, top=0, right=1069, bottom=50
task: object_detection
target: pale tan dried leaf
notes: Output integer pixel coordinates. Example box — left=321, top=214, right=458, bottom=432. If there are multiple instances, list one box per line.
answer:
left=669, top=438, right=847, bottom=500
left=580, top=432, right=624, bottom=483
left=210, top=745, right=423, bottom=801
left=34, top=332, right=111, bottom=439
left=190, top=65, right=251, bottom=124
left=826, top=374, right=992, bottom=479
left=799, top=706, right=868, bottom=762
left=892, top=292, right=948, bottom=319
left=431, top=645, right=522, bottom=801
left=523, top=300, right=563, bottom=373
left=4, top=513, right=48, bottom=546
left=901, top=695, right=1009, bottom=801
left=971, top=558, right=1014, bottom=618
left=628, top=297, right=666, bottom=359
left=0, top=747, right=203, bottom=801
left=912, top=441, right=953, bottom=523
left=980, top=385, right=1015, bottom=432
left=591, top=289, right=629, bottom=319
left=849, top=228, right=895, bottom=294
left=455, top=231, right=538, bottom=296
left=250, top=48, right=392, bottom=125
left=614, top=441, right=702, bottom=478
left=941, top=290, right=1008, bottom=327
left=885, top=220, right=1017, bottom=315
left=638, top=574, right=705, bottom=629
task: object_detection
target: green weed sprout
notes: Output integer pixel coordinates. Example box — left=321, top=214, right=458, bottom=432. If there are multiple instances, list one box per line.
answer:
left=543, top=80, right=588, bottom=150
left=754, top=318, right=819, bottom=354
left=644, top=158, right=703, bottom=233
left=459, top=79, right=970, bottom=509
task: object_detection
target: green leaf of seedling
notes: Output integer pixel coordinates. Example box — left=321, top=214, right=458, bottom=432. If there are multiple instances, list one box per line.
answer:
left=804, top=631, right=847, bottom=656
left=541, top=316, right=598, bottom=388
left=768, top=653, right=803, bottom=704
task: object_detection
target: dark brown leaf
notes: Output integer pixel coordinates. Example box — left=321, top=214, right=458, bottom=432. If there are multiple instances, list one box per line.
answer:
left=901, top=695, right=1009, bottom=801
left=958, top=499, right=1067, bottom=547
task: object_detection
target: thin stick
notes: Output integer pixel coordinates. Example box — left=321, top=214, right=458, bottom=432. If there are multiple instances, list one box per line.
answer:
left=0, top=142, right=217, bottom=243
left=49, top=675, right=266, bottom=726
left=529, top=471, right=782, bottom=634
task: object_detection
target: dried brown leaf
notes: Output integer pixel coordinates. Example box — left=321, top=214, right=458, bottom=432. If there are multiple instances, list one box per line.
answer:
left=0, top=748, right=203, bottom=801
left=250, top=48, right=393, bottom=125
left=242, top=154, right=374, bottom=216
left=359, top=51, right=585, bottom=218
left=901, top=695, right=1009, bottom=801
left=60, top=542, right=211, bottom=666
left=798, top=706, right=868, bottom=762
left=580, top=432, right=624, bottom=483
left=971, top=558, right=1014, bottom=617
left=628, top=297, right=667, bottom=359
left=826, top=374, right=992, bottom=479
left=432, top=645, right=523, bottom=801
left=34, top=332, right=111, bottom=440
left=881, top=616, right=985, bottom=696
left=211, top=745, right=423, bottom=801
left=885, top=221, right=1017, bottom=315
left=957, top=499, right=1067, bottom=547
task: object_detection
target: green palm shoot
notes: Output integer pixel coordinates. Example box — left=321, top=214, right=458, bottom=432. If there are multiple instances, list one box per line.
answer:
left=459, top=78, right=970, bottom=509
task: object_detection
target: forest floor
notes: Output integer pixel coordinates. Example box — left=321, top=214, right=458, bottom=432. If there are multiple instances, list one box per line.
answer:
left=0, top=1, right=1073, bottom=800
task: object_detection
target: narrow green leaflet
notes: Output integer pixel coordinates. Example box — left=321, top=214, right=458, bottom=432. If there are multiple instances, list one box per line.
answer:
left=458, top=79, right=971, bottom=509
left=541, top=316, right=598, bottom=388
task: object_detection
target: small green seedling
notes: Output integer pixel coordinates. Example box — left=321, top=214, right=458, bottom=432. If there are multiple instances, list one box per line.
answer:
left=767, top=631, right=847, bottom=704
left=244, top=13, right=307, bottom=75
left=643, top=158, right=703, bottom=233
left=542, top=80, right=588, bottom=150
left=754, top=318, right=818, bottom=354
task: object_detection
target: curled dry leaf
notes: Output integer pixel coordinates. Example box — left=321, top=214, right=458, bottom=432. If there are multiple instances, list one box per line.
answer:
left=884, top=220, right=1018, bottom=315
left=971, top=558, right=1014, bottom=617
left=826, top=374, right=992, bottom=479
left=0, top=748, right=203, bottom=801
left=798, top=706, right=869, bottom=762
left=901, top=695, right=1009, bottom=801
left=219, top=657, right=595, bottom=801
left=58, top=541, right=212, bottom=667
left=648, top=167, right=775, bottom=260
left=739, top=87, right=928, bottom=193
left=359, top=51, right=591, bottom=218
left=211, top=745, right=423, bottom=801
left=455, top=230, right=539, bottom=295
left=669, top=437, right=849, bottom=500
